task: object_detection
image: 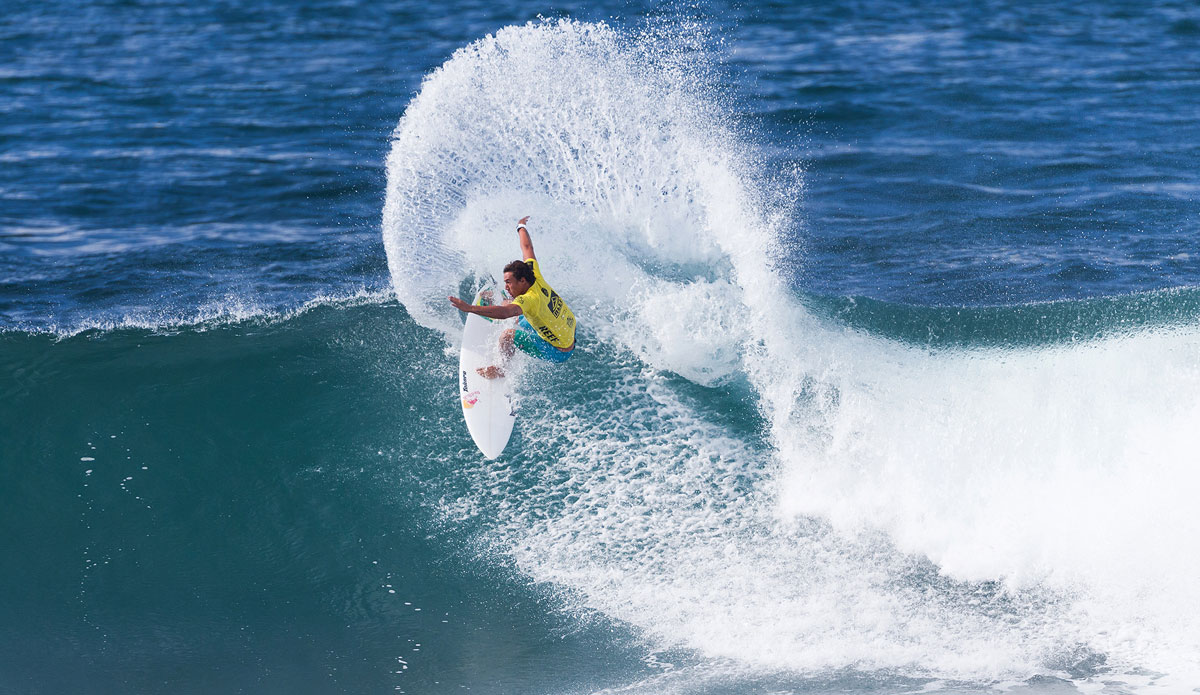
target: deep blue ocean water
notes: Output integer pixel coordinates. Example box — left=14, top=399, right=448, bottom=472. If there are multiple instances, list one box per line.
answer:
left=4, top=1, right=1200, bottom=693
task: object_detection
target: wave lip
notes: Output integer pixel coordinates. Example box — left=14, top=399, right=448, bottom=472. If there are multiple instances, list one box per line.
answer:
left=382, top=18, right=772, bottom=384
left=2, top=286, right=393, bottom=338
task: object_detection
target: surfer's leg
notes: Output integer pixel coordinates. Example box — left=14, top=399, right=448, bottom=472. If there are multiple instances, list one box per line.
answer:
left=500, top=328, right=516, bottom=358
left=477, top=329, right=517, bottom=379
left=480, top=317, right=555, bottom=379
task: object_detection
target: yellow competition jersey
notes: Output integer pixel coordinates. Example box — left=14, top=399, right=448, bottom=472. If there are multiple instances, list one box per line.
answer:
left=511, top=258, right=576, bottom=349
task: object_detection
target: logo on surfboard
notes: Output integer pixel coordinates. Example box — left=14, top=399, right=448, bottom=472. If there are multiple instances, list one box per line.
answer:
left=462, top=390, right=480, bottom=409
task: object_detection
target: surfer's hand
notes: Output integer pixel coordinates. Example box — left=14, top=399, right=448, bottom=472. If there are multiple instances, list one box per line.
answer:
left=448, top=296, right=471, bottom=312
left=517, top=215, right=530, bottom=226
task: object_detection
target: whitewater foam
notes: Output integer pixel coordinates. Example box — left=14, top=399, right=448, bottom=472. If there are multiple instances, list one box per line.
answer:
left=385, top=18, right=1200, bottom=690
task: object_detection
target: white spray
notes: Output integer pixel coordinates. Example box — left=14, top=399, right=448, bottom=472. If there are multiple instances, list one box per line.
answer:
left=384, top=19, right=1200, bottom=689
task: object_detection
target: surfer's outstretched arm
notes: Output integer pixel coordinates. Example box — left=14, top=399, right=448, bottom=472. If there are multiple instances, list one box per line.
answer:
left=517, top=215, right=535, bottom=261
left=448, top=295, right=522, bottom=319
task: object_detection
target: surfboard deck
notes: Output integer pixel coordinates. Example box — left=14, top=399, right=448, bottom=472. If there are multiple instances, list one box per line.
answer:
left=459, top=285, right=516, bottom=459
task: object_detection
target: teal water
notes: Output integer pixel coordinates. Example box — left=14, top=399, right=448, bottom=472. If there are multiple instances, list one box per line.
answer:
left=1, top=303, right=657, bottom=693
left=6, top=291, right=1199, bottom=693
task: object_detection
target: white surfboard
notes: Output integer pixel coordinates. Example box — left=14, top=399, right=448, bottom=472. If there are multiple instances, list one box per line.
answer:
left=459, top=285, right=517, bottom=459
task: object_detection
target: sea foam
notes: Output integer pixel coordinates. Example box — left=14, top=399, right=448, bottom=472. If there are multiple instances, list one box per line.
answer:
left=384, top=19, right=1200, bottom=690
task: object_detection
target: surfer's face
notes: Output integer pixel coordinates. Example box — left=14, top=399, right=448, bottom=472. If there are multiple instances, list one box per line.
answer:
left=503, top=271, right=531, bottom=298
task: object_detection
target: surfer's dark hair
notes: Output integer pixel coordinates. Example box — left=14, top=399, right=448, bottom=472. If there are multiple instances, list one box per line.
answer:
left=504, top=260, right=535, bottom=284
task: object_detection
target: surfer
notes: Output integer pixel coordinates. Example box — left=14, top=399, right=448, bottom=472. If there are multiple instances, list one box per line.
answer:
left=448, top=216, right=577, bottom=378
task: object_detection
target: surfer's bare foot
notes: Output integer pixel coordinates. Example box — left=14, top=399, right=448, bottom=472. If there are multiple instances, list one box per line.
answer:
left=477, top=365, right=504, bottom=379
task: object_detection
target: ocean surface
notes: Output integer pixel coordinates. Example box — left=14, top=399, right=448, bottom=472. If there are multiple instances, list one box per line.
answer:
left=3, top=1, right=1199, bottom=693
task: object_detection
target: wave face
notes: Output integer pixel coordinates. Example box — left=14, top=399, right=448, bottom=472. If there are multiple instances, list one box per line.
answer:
left=0, top=304, right=666, bottom=695
left=385, top=19, right=1200, bottom=690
